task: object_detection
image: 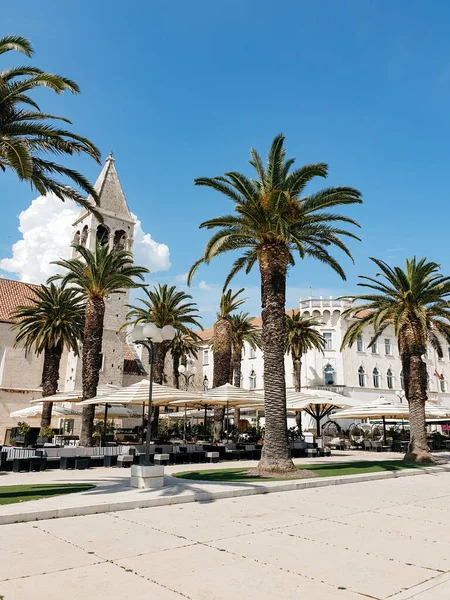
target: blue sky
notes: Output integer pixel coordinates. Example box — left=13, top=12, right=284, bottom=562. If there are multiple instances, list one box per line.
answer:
left=2, top=0, right=450, bottom=326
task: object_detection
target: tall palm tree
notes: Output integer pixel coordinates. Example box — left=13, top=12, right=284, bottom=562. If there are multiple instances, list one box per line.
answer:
left=210, top=289, right=246, bottom=441
left=189, top=134, right=361, bottom=472
left=229, top=312, right=261, bottom=387
left=0, top=35, right=101, bottom=213
left=341, top=257, right=450, bottom=464
left=11, top=283, right=85, bottom=428
left=51, top=244, right=148, bottom=445
left=285, top=312, right=324, bottom=392
left=127, top=284, right=202, bottom=435
left=229, top=311, right=261, bottom=428
left=170, top=331, right=200, bottom=389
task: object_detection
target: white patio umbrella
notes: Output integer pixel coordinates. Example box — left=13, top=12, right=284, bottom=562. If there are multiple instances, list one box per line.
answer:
left=79, top=379, right=207, bottom=442
left=10, top=403, right=81, bottom=419
left=285, top=389, right=363, bottom=436
left=169, top=384, right=264, bottom=441
left=79, top=379, right=206, bottom=407
left=30, top=384, right=122, bottom=404
left=332, top=397, right=450, bottom=443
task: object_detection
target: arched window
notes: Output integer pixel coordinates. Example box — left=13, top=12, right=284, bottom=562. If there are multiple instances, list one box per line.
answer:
left=113, top=229, right=127, bottom=251
left=373, top=367, right=380, bottom=388
left=440, top=373, right=446, bottom=393
left=96, top=225, right=110, bottom=246
left=400, top=371, right=404, bottom=390
left=358, top=366, right=365, bottom=387
left=386, top=368, right=393, bottom=389
left=249, top=369, right=256, bottom=389
left=80, top=225, right=88, bottom=247
left=324, top=363, right=335, bottom=385
left=73, top=230, right=80, bottom=245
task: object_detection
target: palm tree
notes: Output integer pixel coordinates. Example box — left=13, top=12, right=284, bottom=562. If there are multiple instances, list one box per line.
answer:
left=341, top=257, right=450, bottom=464
left=229, top=312, right=261, bottom=387
left=189, top=134, right=361, bottom=472
left=0, top=35, right=101, bottom=213
left=127, top=284, right=202, bottom=435
left=210, top=289, right=246, bottom=441
left=51, top=244, right=148, bottom=445
left=170, top=332, right=200, bottom=389
left=11, top=283, right=85, bottom=428
left=229, top=311, right=261, bottom=428
left=285, top=312, right=324, bottom=392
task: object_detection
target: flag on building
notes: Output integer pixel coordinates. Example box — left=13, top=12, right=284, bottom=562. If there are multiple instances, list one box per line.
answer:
left=434, top=369, right=443, bottom=380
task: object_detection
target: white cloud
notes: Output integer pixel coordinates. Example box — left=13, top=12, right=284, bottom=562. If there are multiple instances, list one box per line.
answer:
left=130, top=213, right=171, bottom=273
left=0, top=194, right=171, bottom=284
left=174, top=272, right=189, bottom=283
left=198, top=280, right=213, bottom=291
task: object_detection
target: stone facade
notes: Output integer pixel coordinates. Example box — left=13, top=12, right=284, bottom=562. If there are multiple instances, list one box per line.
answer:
left=197, top=296, right=450, bottom=427
left=0, top=156, right=145, bottom=443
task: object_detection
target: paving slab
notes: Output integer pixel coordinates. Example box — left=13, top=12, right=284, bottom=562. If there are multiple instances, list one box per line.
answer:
left=35, top=512, right=193, bottom=560
left=335, top=510, right=450, bottom=545
left=0, top=562, right=184, bottom=600
left=207, top=529, right=436, bottom=599
left=0, top=522, right=99, bottom=582
left=288, top=518, right=450, bottom=572
left=117, top=542, right=363, bottom=600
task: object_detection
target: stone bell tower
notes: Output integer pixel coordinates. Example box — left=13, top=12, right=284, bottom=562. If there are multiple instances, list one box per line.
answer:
left=63, top=154, right=135, bottom=390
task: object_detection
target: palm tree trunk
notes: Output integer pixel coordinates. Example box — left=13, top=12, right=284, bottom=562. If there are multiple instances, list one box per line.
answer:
left=232, top=343, right=243, bottom=430
left=292, top=354, right=301, bottom=392
left=256, top=245, right=295, bottom=473
left=173, top=351, right=181, bottom=389
left=80, top=297, right=105, bottom=446
left=213, top=317, right=232, bottom=442
left=40, top=343, right=63, bottom=428
left=403, top=352, right=433, bottom=463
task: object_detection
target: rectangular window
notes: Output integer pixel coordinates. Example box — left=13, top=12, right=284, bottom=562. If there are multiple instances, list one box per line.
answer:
left=249, top=346, right=256, bottom=359
left=99, top=353, right=104, bottom=372
left=384, top=339, right=391, bottom=355
left=323, top=332, right=332, bottom=350
left=356, top=335, right=363, bottom=352
left=203, top=350, right=209, bottom=366
left=249, top=373, right=257, bottom=389
left=371, top=342, right=378, bottom=354
left=448, top=347, right=450, bottom=361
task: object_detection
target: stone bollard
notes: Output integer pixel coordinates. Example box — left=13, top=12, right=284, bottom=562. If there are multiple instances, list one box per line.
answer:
left=130, top=464, right=165, bottom=489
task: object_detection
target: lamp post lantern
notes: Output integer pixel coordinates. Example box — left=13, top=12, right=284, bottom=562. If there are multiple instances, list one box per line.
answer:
left=395, top=389, right=405, bottom=403
left=131, top=323, right=176, bottom=464
left=178, top=355, right=197, bottom=440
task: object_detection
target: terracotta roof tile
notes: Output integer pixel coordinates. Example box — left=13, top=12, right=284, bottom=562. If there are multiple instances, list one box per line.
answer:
left=195, top=308, right=300, bottom=340
left=123, top=343, right=146, bottom=375
left=0, top=277, right=40, bottom=323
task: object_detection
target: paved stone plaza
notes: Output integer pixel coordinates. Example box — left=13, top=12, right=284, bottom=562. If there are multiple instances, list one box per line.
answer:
left=1, top=468, right=449, bottom=599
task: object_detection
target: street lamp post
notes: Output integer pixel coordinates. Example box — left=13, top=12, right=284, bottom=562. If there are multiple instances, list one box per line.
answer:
left=131, top=323, right=176, bottom=465
left=203, top=376, right=209, bottom=438
left=178, top=355, right=197, bottom=440
left=178, top=355, right=197, bottom=391
left=395, top=389, right=405, bottom=403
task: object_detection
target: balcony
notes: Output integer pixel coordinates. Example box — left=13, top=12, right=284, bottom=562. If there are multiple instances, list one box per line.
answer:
left=309, top=384, right=347, bottom=395
left=299, top=298, right=351, bottom=310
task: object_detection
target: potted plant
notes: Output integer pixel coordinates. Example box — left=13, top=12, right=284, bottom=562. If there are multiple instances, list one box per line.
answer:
left=15, top=421, right=31, bottom=444
left=37, top=425, right=54, bottom=445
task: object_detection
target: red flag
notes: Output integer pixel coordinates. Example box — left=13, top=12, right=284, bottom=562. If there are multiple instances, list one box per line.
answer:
left=434, top=369, right=443, bottom=380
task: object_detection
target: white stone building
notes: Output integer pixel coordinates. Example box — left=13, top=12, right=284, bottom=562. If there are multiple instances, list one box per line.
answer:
left=197, top=297, right=450, bottom=427
left=0, top=156, right=146, bottom=442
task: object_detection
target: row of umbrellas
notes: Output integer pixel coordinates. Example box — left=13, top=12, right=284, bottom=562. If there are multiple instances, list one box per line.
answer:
left=11, top=380, right=450, bottom=442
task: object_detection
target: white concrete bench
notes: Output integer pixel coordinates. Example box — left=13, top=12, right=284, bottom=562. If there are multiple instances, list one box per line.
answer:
left=205, top=451, right=220, bottom=463
left=154, top=453, right=170, bottom=465
left=117, top=454, right=134, bottom=467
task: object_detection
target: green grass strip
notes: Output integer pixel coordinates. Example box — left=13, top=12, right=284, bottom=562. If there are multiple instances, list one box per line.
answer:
left=173, top=460, right=426, bottom=482
left=0, top=483, right=95, bottom=505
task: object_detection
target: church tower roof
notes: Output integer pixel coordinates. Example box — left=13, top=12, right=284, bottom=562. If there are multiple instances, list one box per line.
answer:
left=75, top=153, right=134, bottom=224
